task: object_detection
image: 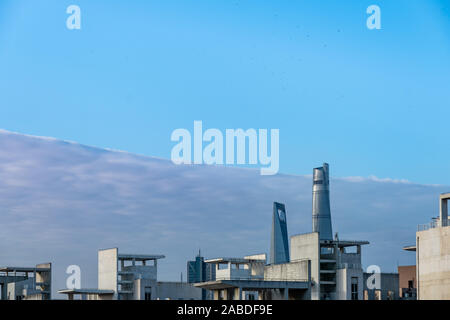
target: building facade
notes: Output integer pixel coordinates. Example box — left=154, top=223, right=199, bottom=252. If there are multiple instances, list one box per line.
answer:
left=404, top=193, right=450, bottom=300
left=187, top=251, right=216, bottom=299
left=0, top=263, right=51, bottom=300
left=269, top=202, right=290, bottom=265
left=59, top=248, right=202, bottom=300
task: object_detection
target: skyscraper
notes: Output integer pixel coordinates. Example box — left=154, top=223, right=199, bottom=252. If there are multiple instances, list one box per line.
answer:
left=187, top=251, right=215, bottom=299
left=312, top=163, right=333, bottom=240
left=269, top=202, right=290, bottom=265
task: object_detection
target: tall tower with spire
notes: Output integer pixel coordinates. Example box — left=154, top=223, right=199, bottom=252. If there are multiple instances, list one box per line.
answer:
left=312, top=163, right=333, bottom=240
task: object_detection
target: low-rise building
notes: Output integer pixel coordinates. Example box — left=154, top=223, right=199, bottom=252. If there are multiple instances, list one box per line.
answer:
left=0, top=263, right=51, bottom=300
left=58, top=248, right=201, bottom=300
left=404, top=193, right=450, bottom=300
left=398, top=265, right=416, bottom=299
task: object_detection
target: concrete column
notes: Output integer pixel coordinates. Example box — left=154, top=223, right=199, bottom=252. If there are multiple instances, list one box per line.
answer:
left=441, top=197, right=448, bottom=227
left=213, top=290, right=220, bottom=300
left=284, top=288, right=289, bottom=300
left=234, top=287, right=242, bottom=300
left=258, top=290, right=264, bottom=300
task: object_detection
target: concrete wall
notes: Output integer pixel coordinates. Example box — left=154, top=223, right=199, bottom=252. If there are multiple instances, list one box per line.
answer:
left=417, top=226, right=450, bottom=299
left=36, top=263, right=51, bottom=300
left=216, top=268, right=251, bottom=280
left=398, top=265, right=416, bottom=298
left=336, top=268, right=363, bottom=300
left=123, top=265, right=157, bottom=281
left=244, top=254, right=266, bottom=278
left=156, top=282, right=202, bottom=300
left=363, top=272, right=399, bottom=300
left=339, top=253, right=361, bottom=269
left=133, top=278, right=157, bottom=300
left=264, top=260, right=309, bottom=281
left=98, top=248, right=118, bottom=299
left=7, top=278, right=34, bottom=300
left=290, top=233, right=320, bottom=300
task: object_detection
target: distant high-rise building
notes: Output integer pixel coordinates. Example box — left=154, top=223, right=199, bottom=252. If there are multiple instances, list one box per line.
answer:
left=269, top=202, right=290, bottom=264
left=312, top=163, right=333, bottom=240
left=187, top=251, right=215, bottom=299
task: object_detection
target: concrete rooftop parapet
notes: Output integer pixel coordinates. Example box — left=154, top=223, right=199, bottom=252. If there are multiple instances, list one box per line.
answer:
left=117, top=254, right=165, bottom=261
left=205, top=257, right=266, bottom=264
left=319, top=240, right=369, bottom=248
left=0, top=266, right=51, bottom=273
left=58, top=289, right=115, bottom=295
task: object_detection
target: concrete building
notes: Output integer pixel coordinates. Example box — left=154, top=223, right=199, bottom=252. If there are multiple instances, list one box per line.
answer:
left=0, top=263, right=51, bottom=300
left=187, top=251, right=215, bottom=299
left=59, top=248, right=202, bottom=300
left=269, top=202, right=290, bottom=265
left=290, top=232, right=368, bottom=300
left=398, top=265, right=416, bottom=299
left=403, top=193, right=450, bottom=300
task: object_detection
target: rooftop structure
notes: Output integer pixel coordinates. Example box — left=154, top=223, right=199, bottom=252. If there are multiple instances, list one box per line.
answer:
left=312, top=163, right=333, bottom=240
left=59, top=248, right=201, bottom=300
left=405, top=193, right=450, bottom=300
left=196, top=254, right=311, bottom=300
left=0, top=263, right=52, bottom=300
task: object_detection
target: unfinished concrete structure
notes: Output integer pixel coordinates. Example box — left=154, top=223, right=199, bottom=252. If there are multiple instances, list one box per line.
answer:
left=290, top=232, right=369, bottom=300
left=59, top=248, right=202, bottom=300
left=195, top=254, right=311, bottom=300
left=98, top=248, right=165, bottom=300
left=404, top=193, right=450, bottom=299
left=0, top=263, right=51, bottom=300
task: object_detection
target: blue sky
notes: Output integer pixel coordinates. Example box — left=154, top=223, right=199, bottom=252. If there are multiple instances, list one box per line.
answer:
left=0, top=0, right=449, bottom=183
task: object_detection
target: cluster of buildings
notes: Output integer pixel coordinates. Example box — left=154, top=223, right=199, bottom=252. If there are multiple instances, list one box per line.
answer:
left=1, top=163, right=449, bottom=300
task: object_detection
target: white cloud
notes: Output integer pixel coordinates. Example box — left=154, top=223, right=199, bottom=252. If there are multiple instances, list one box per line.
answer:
left=0, top=129, right=447, bottom=297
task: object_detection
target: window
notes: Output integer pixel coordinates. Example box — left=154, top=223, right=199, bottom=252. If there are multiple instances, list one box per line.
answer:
left=144, top=287, right=152, bottom=300
left=408, top=280, right=413, bottom=289
left=351, top=277, right=358, bottom=300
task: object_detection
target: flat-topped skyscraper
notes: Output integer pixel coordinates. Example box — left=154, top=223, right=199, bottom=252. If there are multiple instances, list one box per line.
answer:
left=269, top=202, right=290, bottom=264
left=312, top=163, right=333, bottom=240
